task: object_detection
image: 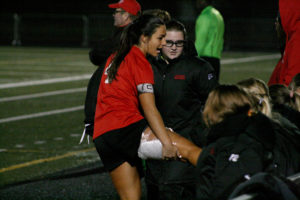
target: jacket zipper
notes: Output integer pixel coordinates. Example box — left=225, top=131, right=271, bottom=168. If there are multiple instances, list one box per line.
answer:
left=162, top=73, right=166, bottom=95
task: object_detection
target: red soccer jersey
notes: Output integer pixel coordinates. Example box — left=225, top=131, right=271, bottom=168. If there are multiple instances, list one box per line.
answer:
left=93, top=46, right=154, bottom=139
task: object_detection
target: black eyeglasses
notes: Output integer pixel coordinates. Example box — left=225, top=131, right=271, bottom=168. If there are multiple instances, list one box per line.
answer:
left=164, top=40, right=185, bottom=47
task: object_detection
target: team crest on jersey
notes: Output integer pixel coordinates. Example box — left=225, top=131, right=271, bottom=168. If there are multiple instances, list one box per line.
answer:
left=174, top=75, right=185, bottom=80
left=228, top=154, right=239, bottom=162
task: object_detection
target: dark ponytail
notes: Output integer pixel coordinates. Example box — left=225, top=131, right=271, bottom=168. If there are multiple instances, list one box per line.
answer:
left=107, top=14, right=164, bottom=82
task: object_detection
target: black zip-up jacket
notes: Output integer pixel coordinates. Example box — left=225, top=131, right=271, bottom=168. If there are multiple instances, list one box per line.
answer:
left=145, top=54, right=218, bottom=185
left=196, top=112, right=300, bottom=200
left=83, top=66, right=104, bottom=136
left=89, top=27, right=124, bottom=67
left=272, top=103, right=300, bottom=129
left=83, top=27, right=124, bottom=136
left=152, top=54, right=218, bottom=138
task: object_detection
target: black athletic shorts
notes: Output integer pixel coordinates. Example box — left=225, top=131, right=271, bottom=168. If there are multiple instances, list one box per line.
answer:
left=94, top=119, right=147, bottom=173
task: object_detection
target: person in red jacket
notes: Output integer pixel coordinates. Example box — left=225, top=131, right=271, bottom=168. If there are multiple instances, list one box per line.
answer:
left=269, top=0, right=300, bottom=86
left=268, top=13, right=286, bottom=86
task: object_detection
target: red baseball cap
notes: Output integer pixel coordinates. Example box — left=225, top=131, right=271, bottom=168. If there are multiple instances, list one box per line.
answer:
left=108, top=0, right=141, bottom=16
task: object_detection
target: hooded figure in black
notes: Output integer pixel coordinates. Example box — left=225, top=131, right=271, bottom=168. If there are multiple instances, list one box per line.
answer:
left=196, top=85, right=300, bottom=200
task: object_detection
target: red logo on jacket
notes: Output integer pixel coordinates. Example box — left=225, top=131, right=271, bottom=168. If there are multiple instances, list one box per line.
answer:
left=174, top=75, right=185, bottom=80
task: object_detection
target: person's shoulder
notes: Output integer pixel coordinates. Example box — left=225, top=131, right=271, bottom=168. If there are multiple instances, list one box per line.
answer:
left=127, top=47, right=151, bottom=68
left=199, top=6, right=214, bottom=15
left=184, top=55, right=214, bottom=70
left=196, top=10, right=210, bottom=21
left=182, top=55, right=204, bottom=64
left=204, top=6, right=223, bottom=19
left=127, top=46, right=146, bottom=61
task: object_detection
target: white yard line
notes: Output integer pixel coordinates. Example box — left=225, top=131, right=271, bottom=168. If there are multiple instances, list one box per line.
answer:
left=0, top=87, right=86, bottom=102
left=0, top=54, right=280, bottom=90
left=221, top=53, right=281, bottom=65
left=0, top=53, right=281, bottom=124
left=0, top=106, right=84, bottom=124
left=0, top=74, right=91, bottom=89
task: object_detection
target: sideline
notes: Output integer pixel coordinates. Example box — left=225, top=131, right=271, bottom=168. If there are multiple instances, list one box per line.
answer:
left=0, top=106, right=83, bottom=124
left=0, top=54, right=280, bottom=90
left=0, top=147, right=96, bottom=173
left=0, top=87, right=86, bottom=102
left=221, top=53, right=280, bottom=65
left=0, top=74, right=91, bottom=89
left=0, top=53, right=281, bottom=124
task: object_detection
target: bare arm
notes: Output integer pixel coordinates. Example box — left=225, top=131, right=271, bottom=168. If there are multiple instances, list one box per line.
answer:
left=141, top=126, right=202, bottom=165
left=139, top=92, right=177, bottom=159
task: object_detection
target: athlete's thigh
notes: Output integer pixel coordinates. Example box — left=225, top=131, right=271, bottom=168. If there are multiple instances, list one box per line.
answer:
left=109, top=162, right=142, bottom=200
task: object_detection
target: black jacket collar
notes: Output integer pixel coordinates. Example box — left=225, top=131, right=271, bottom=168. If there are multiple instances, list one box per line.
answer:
left=206, top=112, right=275, bottom=149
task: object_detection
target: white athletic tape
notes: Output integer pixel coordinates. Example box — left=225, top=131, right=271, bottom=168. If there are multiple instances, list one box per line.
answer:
left=138, top=129, right=162, bottom=159
left=138, top=127, right=174, bottom=160
left=138, top=139, right=162, bottom=160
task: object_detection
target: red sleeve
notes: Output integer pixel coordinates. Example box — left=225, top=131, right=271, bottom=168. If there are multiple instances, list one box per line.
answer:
left=282, top=36, right=300, bottom=86
left=132, top=58, right=154, bottom=86
left=268, top=58, right=284, bottom=86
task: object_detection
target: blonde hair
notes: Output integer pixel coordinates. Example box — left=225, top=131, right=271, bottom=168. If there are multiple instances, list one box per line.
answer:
left=288, top=73, right=300, bottom=111
left=237, top=78, right=273, bottom=118
left=269, top=84, right=300, bottom=112
left=294, top=93, right=300, bottom=112
left=203, top=85, right=254, bottom=127
left=289, top=73, right=300, bottom=95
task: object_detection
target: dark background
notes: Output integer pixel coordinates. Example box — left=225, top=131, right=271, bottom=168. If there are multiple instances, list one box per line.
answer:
left=1, top=0, right=279, bottom=51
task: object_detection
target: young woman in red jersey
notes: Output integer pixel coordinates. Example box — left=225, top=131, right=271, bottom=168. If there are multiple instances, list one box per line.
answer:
left=93, top=15, right=178, bottom=200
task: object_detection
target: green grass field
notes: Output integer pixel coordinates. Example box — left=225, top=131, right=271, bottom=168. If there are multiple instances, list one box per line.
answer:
left=0, top=46, right=280, bottom=187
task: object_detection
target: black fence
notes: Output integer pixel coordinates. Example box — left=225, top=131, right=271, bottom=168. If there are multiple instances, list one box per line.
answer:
left=0, top=12, right=278, bottom=51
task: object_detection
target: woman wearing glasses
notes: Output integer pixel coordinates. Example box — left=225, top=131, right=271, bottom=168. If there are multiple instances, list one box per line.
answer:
left=146, top=19, right=219, bottom=200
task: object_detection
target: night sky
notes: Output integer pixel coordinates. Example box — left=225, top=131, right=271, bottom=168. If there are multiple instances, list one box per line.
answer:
left=1, top=0, right=279, bottom=49
left=2, top=0, right=278, bottom=18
